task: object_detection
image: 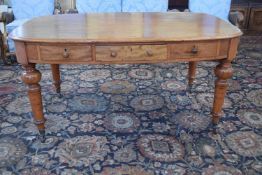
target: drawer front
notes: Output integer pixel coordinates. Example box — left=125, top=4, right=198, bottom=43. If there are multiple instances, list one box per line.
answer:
left=96, top=45, right=167, bottom=62
left=96, top=46, right=125, bottom=61
left=169, top=41, right=219, bottom=59
left=125, top=45, right=167, bottom=61
left=39, top=45, right=92, bottom=61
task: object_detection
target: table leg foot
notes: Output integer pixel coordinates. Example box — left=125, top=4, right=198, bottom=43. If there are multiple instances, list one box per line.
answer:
left=39, top=130, right=46, bottom=143
left=187, top=84, right=193, bottom=93
left=57, top=93, right=63, bottom=98
left=212, top=122, right=218, bottom=135
left=21, top=63, right=46, bottom=141
left=212, top=60, right=233, bottom=127
left=51, top=64, right=61, bottom=94
left=188, top=61, right=197, bottom=92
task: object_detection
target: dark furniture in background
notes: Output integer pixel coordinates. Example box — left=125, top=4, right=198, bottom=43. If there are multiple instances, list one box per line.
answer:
left=168, top=0, right=262, bottom=32
left=168, top=0, right=188, bottom=10
left=231, top=0, right=262, bottom=32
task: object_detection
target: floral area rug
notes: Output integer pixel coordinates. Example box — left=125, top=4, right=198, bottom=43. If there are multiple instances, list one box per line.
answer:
left=0, top=36, right=261, bottom=175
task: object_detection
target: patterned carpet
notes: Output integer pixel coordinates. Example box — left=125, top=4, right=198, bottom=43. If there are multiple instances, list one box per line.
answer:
left=0, top=35, right=261, bottom=175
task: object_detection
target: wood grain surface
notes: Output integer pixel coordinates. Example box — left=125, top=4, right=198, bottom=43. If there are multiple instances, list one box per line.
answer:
left=10, top=13, right=242, bottom=43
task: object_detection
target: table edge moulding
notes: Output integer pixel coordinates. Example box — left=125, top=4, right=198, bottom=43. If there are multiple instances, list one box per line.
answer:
left=10, top=13, right=242, bottom=142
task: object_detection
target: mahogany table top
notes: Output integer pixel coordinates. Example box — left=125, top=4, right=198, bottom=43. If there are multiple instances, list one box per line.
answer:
left=10, top=12, right=242, bottom=43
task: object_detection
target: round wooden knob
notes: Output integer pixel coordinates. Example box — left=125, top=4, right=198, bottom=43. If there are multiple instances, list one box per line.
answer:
left=63, top=49, right=69, bottom=58
left=146, top=50, right=153, bottom=57
left=191, top=46, right=198, bottom=54
left=111, top=51, right=117, bottom=57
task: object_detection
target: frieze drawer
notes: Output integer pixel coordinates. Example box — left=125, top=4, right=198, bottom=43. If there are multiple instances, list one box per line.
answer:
left=39, top=45, right=92, bottom=61
left=169, top=40, right=229, bottom=60
left=96, top=45, right=167, bottom=62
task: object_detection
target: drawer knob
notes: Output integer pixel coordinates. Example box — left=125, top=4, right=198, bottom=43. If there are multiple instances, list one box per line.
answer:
left=146, top=50, right=153, bottom=57
left=111, top=51, right=117, bottom=57
left=191, top=46, right=198, bottom=54
left=63, top=49, right=69, bottom=58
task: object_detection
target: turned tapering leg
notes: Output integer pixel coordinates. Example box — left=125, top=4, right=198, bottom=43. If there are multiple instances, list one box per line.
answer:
left=212, top=60, right=233, bottom=132
left=51, top=64, right=61, bottom=93
left=188, top=61, right=197, bottom=91
left=21, top=63, right=46, bottom=142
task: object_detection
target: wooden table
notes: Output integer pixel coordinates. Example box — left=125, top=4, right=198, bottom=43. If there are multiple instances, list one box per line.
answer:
left=10, top=13, right=242, bottom=141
